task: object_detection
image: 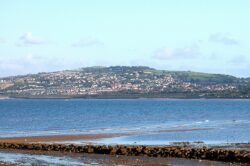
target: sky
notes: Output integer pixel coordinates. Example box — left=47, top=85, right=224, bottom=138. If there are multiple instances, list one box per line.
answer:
left=0, top=0, right=250, bottom=77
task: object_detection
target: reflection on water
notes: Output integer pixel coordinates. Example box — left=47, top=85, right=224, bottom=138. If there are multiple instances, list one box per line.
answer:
left=0, top=152, right=91, bottom=166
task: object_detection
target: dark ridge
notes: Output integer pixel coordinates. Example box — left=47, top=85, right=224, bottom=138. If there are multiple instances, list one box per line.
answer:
left=1, top=66, right=250, bottom=99
left=0, top=143, right=249, bottom=163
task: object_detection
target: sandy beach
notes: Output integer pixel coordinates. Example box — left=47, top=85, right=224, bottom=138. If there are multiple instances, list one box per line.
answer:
left=0, top=133, right=127, bottom=144
left=0, top=137, right=249, bottom=165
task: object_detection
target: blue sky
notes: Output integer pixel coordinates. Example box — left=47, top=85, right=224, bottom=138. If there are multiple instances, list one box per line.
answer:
left=0, top=0, right=250, bottom=77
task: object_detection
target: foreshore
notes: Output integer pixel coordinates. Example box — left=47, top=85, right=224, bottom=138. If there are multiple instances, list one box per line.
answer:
left=0, top=134, right=250, bottom=163
left=0, top=141, right=249, bottom=164
left=0, top=133, right=127, bottom=144
left=0, top=149, right=235, bottom=166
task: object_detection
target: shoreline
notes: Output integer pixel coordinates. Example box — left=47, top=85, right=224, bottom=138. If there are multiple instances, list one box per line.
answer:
left=0, top=133, right=128, bottom=144
left=0, top=149, right=233, bottom=166
left=2, top=96, right=250, bottom=100
left=0, top=134, right=249, bottom=164
left=0, top=133, right=250, bottom=163
left=0, top=131, right=248, bottom=146
left=0, top=142, right=249, bottom=164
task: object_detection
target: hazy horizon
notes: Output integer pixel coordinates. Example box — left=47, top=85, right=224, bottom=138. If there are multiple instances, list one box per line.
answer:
left=1, top=0, right=250, bottom=77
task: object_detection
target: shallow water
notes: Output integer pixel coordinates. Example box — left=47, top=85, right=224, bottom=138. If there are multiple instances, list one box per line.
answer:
left=0, top=150, right=234, bottom=166
left=0, top=99, right=250, bottom=145
left=0, top=152, right=95, bottom=166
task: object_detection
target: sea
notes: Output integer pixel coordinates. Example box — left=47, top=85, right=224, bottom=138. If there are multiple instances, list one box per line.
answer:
left=0, top=99, right=250, bottom=145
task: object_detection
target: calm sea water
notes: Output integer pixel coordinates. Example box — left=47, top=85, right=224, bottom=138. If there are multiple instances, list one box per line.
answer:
left=0, top=99, right=250, bottom=145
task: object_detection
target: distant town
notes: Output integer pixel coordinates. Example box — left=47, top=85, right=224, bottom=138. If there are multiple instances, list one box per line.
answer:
left=0, top=66, right=250, bottom=99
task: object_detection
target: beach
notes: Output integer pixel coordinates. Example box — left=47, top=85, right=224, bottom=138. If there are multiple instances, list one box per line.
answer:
left=0, top=134, right=250, bottom=165
left=0, top=148, right=238, bottom=166
left=0, top=133, right=127, bottom=144
left=0, top=141, right=249, bottom=165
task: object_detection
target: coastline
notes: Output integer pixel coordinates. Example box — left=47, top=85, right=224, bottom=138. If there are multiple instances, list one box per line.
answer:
left=2, top=96, right=250, bottom=100
left=0, top=142, right=249, bottom=164
left=0, top=149, right=233, bottom=166
left=0, top=96, right=9, bottom=100
left=0, top=133, right=128, bottom=144
left=0, top=134, right=250, bottom=164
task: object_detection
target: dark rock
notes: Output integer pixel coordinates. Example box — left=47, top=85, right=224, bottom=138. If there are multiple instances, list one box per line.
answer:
left=0, top=143, right=250, bottom=163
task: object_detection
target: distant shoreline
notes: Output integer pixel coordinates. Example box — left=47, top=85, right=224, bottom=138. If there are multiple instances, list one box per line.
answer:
left=0, top=96, right=9, bottom=100
left=1, top=96, right=250, bottom=100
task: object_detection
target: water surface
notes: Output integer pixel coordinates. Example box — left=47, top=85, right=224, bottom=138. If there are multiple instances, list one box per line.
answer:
left=0, top=99, right=250, bottom=145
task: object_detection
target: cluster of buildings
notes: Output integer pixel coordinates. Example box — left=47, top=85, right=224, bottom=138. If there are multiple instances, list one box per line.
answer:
left=0, top=67, right=238, bottom=97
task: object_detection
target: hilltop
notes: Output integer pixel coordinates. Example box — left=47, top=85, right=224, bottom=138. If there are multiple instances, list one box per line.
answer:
left=0, top=66, right=250, bottom=99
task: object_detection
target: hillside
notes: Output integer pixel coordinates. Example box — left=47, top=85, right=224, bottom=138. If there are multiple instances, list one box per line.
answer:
left=0, top=66, right=249, bottom=99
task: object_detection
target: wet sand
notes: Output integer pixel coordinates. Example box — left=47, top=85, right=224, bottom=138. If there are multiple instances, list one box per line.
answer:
left=0, top=133, right=126, bottom=144
left=0, top=127, right=212, bottom=144
left=0, top=134, right=250, bottom=165
left=0, top=127, right=214, bottom=144
left=0, top=149, right=242, bottom=166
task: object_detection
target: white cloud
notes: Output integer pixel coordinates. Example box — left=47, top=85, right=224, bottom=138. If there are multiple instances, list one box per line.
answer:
left=0, top=54, right=87, bottom=77
left=0, top=54, right=48, bottom=77
left=209, top=33, right=239, bottom=45
left=153, top=44, right=200, bottom=60
left=18, top=32, right=44, bottom=45
left=72, top=37, right=104, bottom=47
